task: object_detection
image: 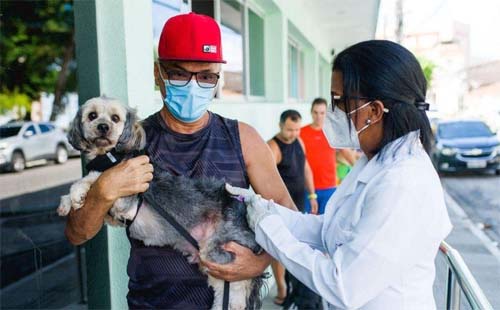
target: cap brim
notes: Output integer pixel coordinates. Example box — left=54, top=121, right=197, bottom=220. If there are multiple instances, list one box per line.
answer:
left=159, top=57, right=226, bottom=64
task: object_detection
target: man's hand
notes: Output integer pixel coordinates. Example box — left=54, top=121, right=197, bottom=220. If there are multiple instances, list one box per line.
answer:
left=200, top=242, right=272, bottom=282
left=310, top=198, right=319, bottom=215
left=97, top=155, right=154, bottom=202
left=65, top=155, right=153, bottom=245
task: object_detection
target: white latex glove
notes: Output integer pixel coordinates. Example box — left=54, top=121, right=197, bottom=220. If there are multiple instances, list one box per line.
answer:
left=225, top=184, right=276, bottom=231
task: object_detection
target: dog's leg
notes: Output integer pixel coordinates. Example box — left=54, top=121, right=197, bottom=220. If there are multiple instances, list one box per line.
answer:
left=207, top=276, right=252, bottom=310
left=57, top=194, right=72, bottom=216
left=207, top=276, right=225, bottom=310
left=69, top=171, right=101, bottom=210
left=106, top=195, right=139, bottom=227
left=229, top=279, right=253, bottom=310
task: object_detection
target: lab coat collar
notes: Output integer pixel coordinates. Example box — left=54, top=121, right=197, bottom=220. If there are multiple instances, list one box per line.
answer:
left=358, top=130, right=422, bottom=184
left=334, top=131, right=422, bottom=201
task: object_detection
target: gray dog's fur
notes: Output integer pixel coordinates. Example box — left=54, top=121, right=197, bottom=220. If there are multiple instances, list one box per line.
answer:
left=58, top=96, right=264, bottom=309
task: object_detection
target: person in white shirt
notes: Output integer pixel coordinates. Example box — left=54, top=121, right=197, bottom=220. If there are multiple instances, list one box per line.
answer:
left=215, top=40, right=453, bottom=309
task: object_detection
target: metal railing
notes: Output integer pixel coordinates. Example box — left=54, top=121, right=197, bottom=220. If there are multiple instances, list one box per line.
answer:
left=439, top=241, right=493, bottom=310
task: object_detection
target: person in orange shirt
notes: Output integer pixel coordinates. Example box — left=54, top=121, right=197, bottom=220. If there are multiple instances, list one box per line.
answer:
left=300, top=98, right=356, bottom=214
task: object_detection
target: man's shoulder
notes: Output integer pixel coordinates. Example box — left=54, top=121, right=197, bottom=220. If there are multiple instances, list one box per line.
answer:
left=141, top=112, right=160, bottom=129
left=300, top=124, right=313, bottom=135
left=301, top=124, right=312, bottom=130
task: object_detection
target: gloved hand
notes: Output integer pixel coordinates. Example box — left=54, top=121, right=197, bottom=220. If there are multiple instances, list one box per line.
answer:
left=225, top=184, right=276, bottom=231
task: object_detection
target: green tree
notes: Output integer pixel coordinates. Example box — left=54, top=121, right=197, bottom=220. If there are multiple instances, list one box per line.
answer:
left=418, top=57, right=436, bottom=87
left=0, top=0, right=76, bottom=120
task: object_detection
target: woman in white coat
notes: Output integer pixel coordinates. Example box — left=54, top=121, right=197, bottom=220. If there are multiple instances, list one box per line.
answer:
left=205, top=40, right=453, bottom=309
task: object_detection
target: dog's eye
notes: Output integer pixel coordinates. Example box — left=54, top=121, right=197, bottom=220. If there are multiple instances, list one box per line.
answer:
left=88, top=112, right=97, bottom=121
left=111, top=115, right=120, bottom=123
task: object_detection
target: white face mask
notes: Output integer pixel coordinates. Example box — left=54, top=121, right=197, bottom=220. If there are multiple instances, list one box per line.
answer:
left=323, top=101, right=374, bottom=149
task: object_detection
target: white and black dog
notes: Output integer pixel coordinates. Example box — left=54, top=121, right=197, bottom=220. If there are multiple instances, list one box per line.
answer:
left=58, top=96, right=263, bottom=309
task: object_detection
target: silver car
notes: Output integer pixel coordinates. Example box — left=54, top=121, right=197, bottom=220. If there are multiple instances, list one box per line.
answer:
left=0, top=122, right=78, bottom=172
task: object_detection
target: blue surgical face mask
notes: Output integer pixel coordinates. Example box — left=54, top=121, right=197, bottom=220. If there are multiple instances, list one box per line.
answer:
left=163, top=81, right=213, bottom=123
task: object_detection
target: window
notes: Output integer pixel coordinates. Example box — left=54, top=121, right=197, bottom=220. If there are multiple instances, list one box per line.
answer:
left=288, top=40, right=304, bottom=100
left=0, top=126, right=22, bottom=138
left=152, top=0, right=190, bottom=54
left=24, top=125, right=37, bottom=136
left=248, top=9, right=265, bottom=97
left=39, top=124, right=53, bottom=133
left=220, top=0, right=244, bottom=98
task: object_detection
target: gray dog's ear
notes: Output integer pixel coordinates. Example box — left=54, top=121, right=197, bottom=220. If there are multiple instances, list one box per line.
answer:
left=67, top=108, right=89, bottom=151
left=115, top=107, right=146, bottom=153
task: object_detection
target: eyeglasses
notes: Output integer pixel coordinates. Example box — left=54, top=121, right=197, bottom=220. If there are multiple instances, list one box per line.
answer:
left=160, top=65, right=220, bottom=89
left=331, top=93, right=389, bottom=115
left=331, top=93, right=372, bottom=112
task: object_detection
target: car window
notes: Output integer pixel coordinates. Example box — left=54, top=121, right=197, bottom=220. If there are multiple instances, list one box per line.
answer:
left=24, top=125, right=37, bottom=136
left=39, top=124, right=53, bottom=133
left=438, top=121, right=493, bottom=139
left=0, top=126, right=22, bottom=138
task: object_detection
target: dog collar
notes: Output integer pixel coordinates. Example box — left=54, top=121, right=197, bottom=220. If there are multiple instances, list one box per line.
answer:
left=85, top=148, right=146, bottom=172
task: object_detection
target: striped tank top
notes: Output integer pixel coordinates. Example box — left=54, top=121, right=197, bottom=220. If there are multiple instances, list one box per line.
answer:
left=126, top=111, right=249, bottom=309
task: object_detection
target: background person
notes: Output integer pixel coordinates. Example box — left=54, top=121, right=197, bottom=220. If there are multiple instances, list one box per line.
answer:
left=267, top=109, right=319, bottom=307
left=301, top=97, right=356, bottom=214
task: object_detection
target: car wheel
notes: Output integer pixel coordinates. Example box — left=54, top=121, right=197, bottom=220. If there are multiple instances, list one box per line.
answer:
left=55, top=145, right=68, bottom=164
left=11, top=152, right=26, bottom=172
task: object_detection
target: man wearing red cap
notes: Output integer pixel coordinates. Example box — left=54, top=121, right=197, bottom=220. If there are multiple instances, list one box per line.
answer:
left=65, top=13, right=296, bottom=308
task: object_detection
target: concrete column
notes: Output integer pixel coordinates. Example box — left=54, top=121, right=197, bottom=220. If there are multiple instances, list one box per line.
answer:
left=264, top=10, right=287, bottom=103
left=74, top=0, right=154, bottom=308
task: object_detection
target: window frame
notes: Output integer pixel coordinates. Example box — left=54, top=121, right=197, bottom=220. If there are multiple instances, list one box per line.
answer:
left=287, top=37, right=305, bottom=102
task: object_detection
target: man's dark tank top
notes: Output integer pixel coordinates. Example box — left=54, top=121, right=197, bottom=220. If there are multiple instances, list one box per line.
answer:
left=126, top=111, right=249, bottom=309
left=273, top=136, right=305, bottom=211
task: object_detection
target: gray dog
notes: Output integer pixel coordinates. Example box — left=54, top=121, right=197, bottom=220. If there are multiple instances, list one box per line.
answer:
left=58, top=96, right=263, bottom=309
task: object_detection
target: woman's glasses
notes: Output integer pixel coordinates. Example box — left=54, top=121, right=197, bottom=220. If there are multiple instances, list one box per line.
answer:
left=331, top=93, right=372, bottom=112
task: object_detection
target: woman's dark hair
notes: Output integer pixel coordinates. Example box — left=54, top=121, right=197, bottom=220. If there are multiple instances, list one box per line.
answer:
left=332, top=40, right=433, bottom=158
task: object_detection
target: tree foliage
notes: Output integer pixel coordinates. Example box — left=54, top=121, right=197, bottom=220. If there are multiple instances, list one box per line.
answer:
left=418, top=57, right=436, bottom=87
left=0, top=0, right=76, bottom=119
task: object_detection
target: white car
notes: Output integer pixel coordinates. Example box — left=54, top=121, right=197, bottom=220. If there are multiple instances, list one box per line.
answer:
left=0, top=122, right=78, bottom=172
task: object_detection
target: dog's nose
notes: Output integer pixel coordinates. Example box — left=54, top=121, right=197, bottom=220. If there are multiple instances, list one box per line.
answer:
left=97, top=123, right=109, bottom=134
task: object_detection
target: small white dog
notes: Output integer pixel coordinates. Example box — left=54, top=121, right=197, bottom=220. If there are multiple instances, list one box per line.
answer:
left=58, top=96, right=263, bottom=310
left=57, top=96, right=145, bottom=224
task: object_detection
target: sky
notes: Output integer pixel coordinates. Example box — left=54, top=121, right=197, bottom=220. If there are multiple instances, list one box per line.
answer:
left=376, top=0, right=500, bottom=65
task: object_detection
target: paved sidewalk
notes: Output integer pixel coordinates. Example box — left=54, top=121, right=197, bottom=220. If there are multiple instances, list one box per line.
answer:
left=261, top=191, right=500, bottom=309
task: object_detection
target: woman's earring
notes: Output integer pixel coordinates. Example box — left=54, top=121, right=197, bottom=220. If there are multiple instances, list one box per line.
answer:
left=366, top=119, right=372, bottom=125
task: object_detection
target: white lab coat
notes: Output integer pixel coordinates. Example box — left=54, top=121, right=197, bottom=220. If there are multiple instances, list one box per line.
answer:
left=255, top=131, right=452, bottom=310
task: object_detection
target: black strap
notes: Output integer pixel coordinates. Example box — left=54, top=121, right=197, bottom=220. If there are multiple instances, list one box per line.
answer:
left=124, top=194, right=143, bottom=227
left=147, top=194, right=231, bottom=308
left=147, top=195, right=200, bottom=251
left=85, top=148, right=147, bottom=172
left=223, top=280, right=230, bottom=310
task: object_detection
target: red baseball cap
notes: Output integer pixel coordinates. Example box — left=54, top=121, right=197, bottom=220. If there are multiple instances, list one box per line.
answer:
left=158, top=13, right=226, bottom=63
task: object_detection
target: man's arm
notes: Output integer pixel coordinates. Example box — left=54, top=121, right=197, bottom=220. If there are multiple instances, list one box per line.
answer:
left=242, top=124, right=296, bottom=210
left=299, top=138, right=318, bottom=214
left=65, top=156, right=153, bottom=245
left=338, top=148, right=357, bottom=166
left=266, top=138, right=282, bottom=165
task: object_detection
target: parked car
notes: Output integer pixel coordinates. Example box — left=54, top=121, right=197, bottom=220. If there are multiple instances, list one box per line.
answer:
left=432, top=120, right=500, bottom=174
left=0, top=122, right=79, bottom=172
